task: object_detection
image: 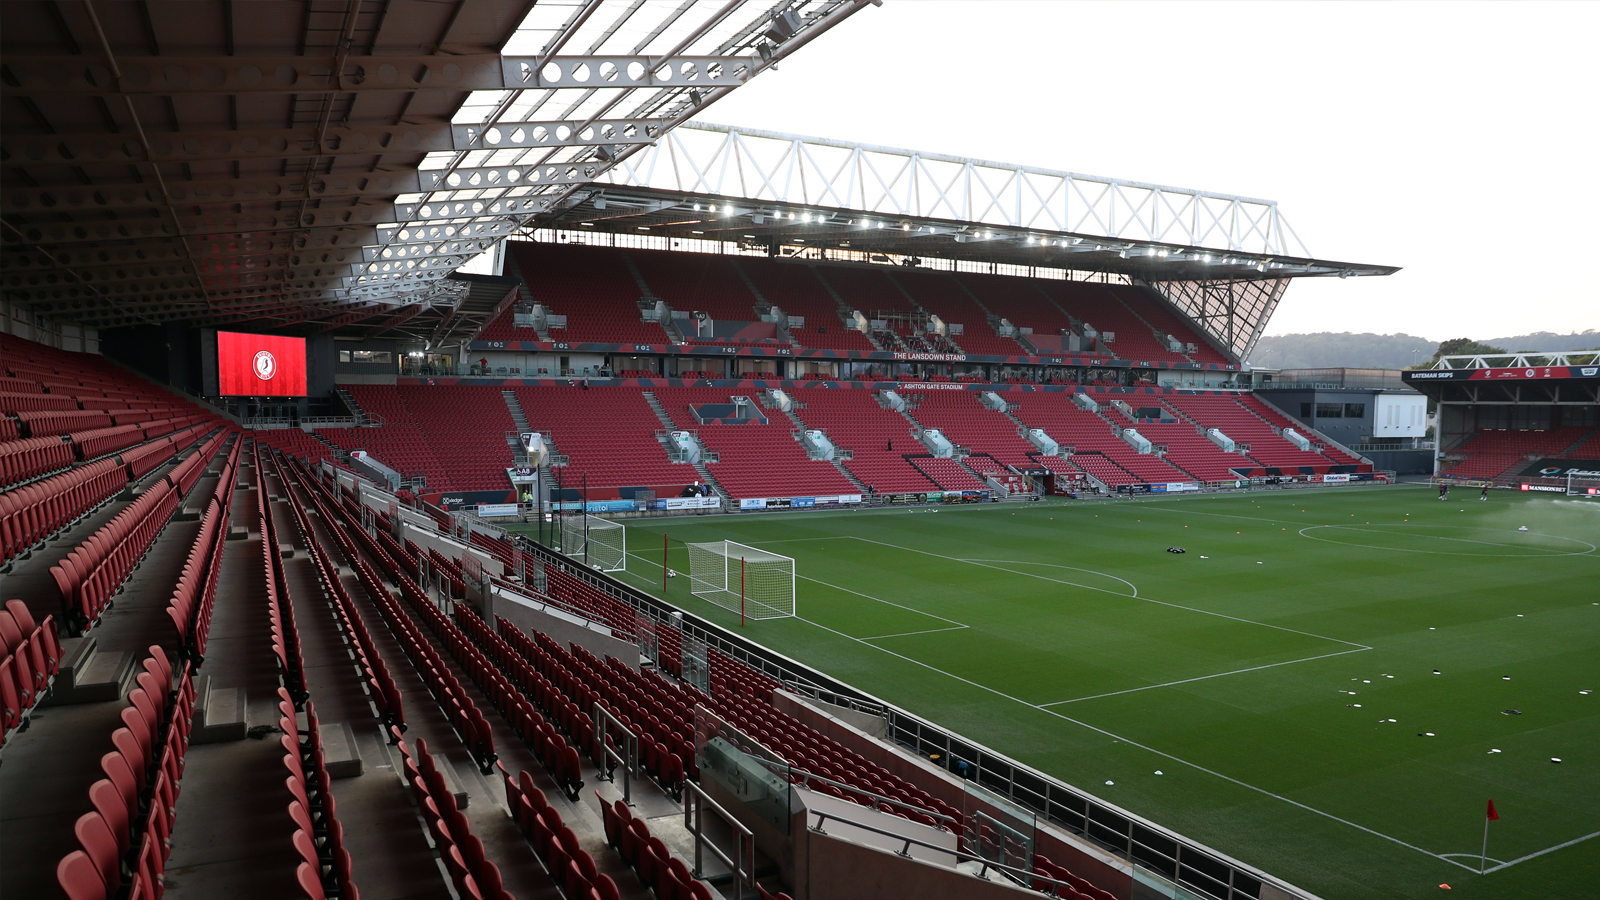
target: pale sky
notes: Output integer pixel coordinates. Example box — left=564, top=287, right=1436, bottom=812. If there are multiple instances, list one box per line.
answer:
left=695, top=1, right=1600, bottom=341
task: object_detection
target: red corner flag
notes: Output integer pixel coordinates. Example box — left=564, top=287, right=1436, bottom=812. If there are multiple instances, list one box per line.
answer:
left=1487, top=799, right=1499, bottom=821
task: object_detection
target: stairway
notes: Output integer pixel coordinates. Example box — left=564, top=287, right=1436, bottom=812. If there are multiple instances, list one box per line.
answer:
left=310, top=432, right=350, bottom=462
left=642, top=391, right=677, bottom=431
left=335, top=388, right=374, bottom=425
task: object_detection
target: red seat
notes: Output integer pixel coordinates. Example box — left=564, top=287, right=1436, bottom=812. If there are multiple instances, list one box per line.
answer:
left=57, top=850, right=108, bottom=900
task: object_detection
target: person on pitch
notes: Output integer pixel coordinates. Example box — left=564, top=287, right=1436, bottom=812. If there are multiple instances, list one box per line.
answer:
left=1480, top=483, right=1490, bottom=501
left=1439, top=482, right=1449, bottom=501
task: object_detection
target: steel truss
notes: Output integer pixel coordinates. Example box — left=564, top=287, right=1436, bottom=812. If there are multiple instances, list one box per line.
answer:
left=1431, top=351, right=1600, bottom=369
left=1144, top=278, right=1289, bottom=362
left=597, top=123, right=1314, bottom=257
left=2, top=0, right=875, bottom=332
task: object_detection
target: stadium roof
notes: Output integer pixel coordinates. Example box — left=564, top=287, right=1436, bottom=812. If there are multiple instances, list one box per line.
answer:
left=0, top=0, right=874, bottom=335
left=563, top=122, right=1399, bottom=283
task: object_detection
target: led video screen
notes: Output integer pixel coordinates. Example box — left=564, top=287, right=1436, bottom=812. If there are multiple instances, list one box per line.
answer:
left=216, top=331, right=308, bottom=396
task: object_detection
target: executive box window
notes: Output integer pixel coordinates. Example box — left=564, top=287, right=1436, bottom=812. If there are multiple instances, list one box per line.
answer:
left=1344, top=403, right=1366, bottom=418
left=1316, top=402, right=1343, bottom=418
left=339, top=350, right=392, bottom=364
left=1301, top=403, right=1312, bottom=418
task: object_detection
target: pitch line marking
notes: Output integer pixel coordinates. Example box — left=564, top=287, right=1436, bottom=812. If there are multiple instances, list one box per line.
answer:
left=797, top=571, right=969, bottom=629
left=850, top=537, right=1368, bottom=651
left=789, top=614, right=1484, bottom=874
left=1478, top=829, right=1600, bottom=874
left=859, top=625, right=971, bottom=641
left=1298, top=524, right=1596, bottom=558
left=1039, top=646, right=1372, bottom=706
left=956, top=559, right=1139, bottom=597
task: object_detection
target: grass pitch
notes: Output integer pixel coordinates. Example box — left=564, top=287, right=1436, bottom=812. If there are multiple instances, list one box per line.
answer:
left=522, top=485, right=1600, bottom=899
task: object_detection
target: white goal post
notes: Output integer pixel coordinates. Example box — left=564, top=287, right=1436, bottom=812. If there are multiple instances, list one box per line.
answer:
left=1567, top=474, right=1600, bottom=497
left=561, top=515, right=626, bottom=572
left=686, top=541, right=796, bottom=620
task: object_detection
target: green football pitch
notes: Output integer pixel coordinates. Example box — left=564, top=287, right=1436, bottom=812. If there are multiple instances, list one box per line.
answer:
left=520, top=485, right=1600, bottom=899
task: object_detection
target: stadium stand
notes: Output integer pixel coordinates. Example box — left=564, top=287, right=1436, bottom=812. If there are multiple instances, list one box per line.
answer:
left=514, top=386, right=692, bottom=497
left=1164, top=394, right=1338, bottom=469
left=903, top=392, right=1038, bottom=468
left=651, top=387, right=859, bottom=499
left=785, top=391, right=941, bottom=493
left=1009, top=395, right=1193, bottom=486
left=490, top=241, right=673, bottom=346
left=1441, top=426, right=1596, bottom=480
left=736, top=258, right=878, bottom=353
left=1037, top=282, right=1192, bottom=364
left=892, top=270, right=1024, bottom=356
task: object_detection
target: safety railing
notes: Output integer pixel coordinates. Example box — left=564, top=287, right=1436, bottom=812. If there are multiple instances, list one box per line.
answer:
left=682, top=779, right=754, bottom=898
left=592, top=701, right=639, bottom=804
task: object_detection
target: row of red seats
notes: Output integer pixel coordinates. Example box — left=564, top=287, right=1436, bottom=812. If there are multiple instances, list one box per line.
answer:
left=15, top=408, right=115, bottom=436
left=280, top=692, right=361, bottom=900
left=122, top=438, right=180, bottom=482
left=1, top=598, right=61, bottom=749
left=0, top=434, right=75, bottom=487
left=599, top=792, right=717, bottom=900
left=56, top=646, right=196, bottom=900
left=165, top=494, right=227, bottom=662
left=50, top=466, right=188, bottom=634
left=344, top=545, right=498, bottom=772
left=1033, top=854, right=1116, bottom=900
left=0, top=390, right=79, bottom=412
left=453, top=610, right=594, bottom=799
left=70, top=424, right=146, bottom=460
left=261, top=455, right=312, bottom=705
left=279, top=451, right=407, bottom=733
left=0, top=457, right=126, bottom=563
left=399, top=736, right=517, bottom=900
left=503, top=770, right=618, bottom=900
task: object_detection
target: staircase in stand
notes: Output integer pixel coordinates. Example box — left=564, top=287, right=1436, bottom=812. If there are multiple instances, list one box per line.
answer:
left=643, top=391, right=730, bottom=503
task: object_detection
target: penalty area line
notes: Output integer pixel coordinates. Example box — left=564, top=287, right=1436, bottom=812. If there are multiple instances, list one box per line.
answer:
left=1040, top=646, right=1371, bottom=706
left=859, top=625, right=970, bottom=641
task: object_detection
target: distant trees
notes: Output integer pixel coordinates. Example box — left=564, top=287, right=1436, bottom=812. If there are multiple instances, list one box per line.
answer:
left=1250, top=330, right=1598, bottom=369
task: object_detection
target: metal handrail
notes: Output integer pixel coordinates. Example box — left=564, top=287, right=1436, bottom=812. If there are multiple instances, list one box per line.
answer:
left=592, top=701, right=639, bottom=804
left=785, top=767, right=954, bottom=827
left=682, top=779, right=754, bottom=898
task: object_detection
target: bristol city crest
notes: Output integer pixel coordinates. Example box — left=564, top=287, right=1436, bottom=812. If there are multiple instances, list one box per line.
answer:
left=253, top=350, right=277, bottom=381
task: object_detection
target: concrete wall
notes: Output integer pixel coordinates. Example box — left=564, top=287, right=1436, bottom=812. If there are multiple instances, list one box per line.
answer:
left=492, top=588, right=638, bottom=662
left=770, top=690, right=1134, bottom=899
left=802, top=825, right=1038, bottom=900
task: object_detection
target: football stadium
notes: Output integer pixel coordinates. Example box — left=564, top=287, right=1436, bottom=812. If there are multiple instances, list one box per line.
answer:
left=1, top=3, right=1596, bottom=900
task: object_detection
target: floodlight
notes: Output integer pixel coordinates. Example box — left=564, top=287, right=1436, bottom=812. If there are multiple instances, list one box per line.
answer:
left=764, top=10, right=802, bottom=43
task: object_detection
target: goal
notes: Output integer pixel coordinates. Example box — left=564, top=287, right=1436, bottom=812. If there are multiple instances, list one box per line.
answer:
left=561, top=514, right=626, bottom=572
left=1567, top=474, right=1600, bottom=498
left=686, top=541, right=796, bottom=620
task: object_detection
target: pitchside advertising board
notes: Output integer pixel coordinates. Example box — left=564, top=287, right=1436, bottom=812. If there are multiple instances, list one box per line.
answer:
left=215, top=331, right=308, bottom=396
left=1520, top=459, right=1600, bottom=479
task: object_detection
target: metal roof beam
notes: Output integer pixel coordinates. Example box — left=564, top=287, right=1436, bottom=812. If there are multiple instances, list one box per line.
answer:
left=3, top=163, right=602, bottom=214
left=1, top=118, right=665, bottom=166
left=1, top=54, right=757, bottom=95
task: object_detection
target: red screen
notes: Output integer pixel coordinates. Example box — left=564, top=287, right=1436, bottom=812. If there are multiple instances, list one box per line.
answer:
left=216, top=331, right=307, bottom=396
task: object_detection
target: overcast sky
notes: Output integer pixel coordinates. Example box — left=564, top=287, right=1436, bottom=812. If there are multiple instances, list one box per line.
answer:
left=696, top=1, right=1600, bottom=341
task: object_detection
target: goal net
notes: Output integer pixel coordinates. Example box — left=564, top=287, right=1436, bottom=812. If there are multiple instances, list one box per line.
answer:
left=686, top=541, right=795, bottom=619
left=1567, top=474, right=1600, bottom=498
left=561, top=515, right=626, bottom=572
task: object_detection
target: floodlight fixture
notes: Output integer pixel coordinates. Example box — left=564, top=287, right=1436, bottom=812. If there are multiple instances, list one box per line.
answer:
left=765, top=10, right=802, bottom=43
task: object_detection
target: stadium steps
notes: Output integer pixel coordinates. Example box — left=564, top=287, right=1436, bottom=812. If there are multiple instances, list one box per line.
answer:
left=497, top=252, right=552, bottom=341
left=501, top=391, right=531, bottom=459
left=1099, top=284, right=1200, bottom=364
left=644, top=391, right=731, bottom=502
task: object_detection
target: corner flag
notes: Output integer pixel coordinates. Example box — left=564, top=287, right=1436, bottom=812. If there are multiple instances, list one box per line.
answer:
left=1481, top=799, right=1499, bottom=873
left=1486, top=799, right=1499, bottom=821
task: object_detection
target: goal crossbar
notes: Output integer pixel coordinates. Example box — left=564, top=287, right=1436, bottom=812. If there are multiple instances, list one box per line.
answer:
left=686, top=540, right=795, bottom=619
